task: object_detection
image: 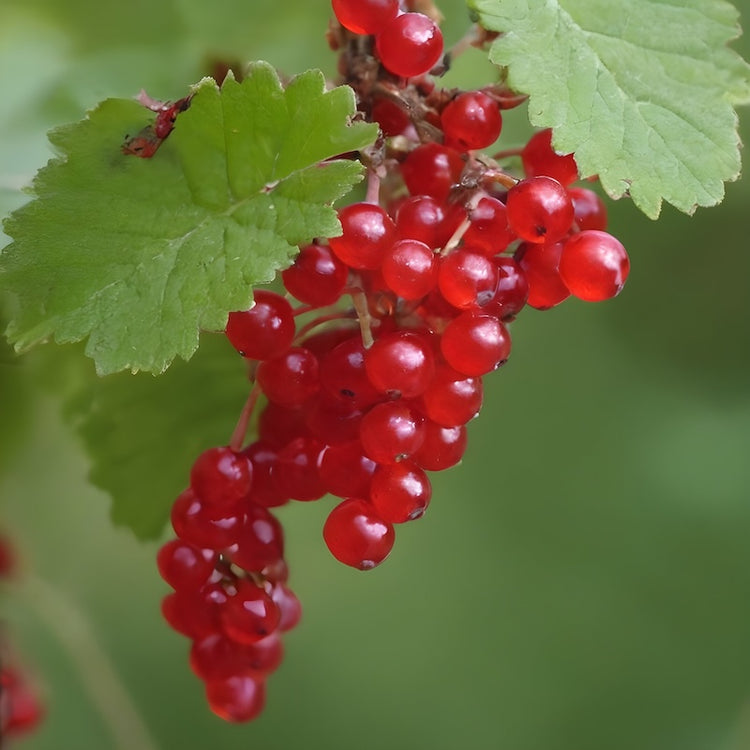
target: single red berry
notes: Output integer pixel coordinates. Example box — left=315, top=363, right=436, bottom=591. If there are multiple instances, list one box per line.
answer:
left=484, top=256, right=529, bottom=319
left=328, top=203, right=396, bottom=270
left=319, top=441, right=376, bottom=498
left=521, top=129, right=578, bottom=186
left=559, top=230, right=630, bottom=301
left=270, top=583, right=303, bottom=632
left=323, top=498, right=395, bottom=570
left=515, top=241, right=571, bottom=310
left=205, top=675, right=266, bottom=723
left=225, top=291, right=295, bottom=360
left=375, top=13, right=443, bottom=78
left=396, top=195, right=463, bottom=248
left=370, top=461, right=432, bottom=523
left=190, top=446, right=253, bottom=511
left=221, top=578, right=281, bottom=645
left=462, top=196, right=516, bottom=256
left=506, top=176, right=575, bottom=244
left=440, top=312, right=511, bottom=376
left=332, top=0, right=399, bottom=35
left=365, top=331, right=436, bottom=398
left=241, top=442, right=287, bottom=508
left=319, top=336, right=383, bottom=409
left=157, top=539, right=216, bottom=591
left=381, top=238, right=438, bottom=300
left=359, top=401, right=424, bottom=464
left=228, top=505, right=285, bottom=572
left=171, top=489, right=244, bottom=551
left=257, top=347, right=320, bottom=408
left=282, top=243, right=348, bottom=307
left=568, top=187, right=608, bottom=231
left=420, top=364, right=483, bottom=427
left=400, top=143, right=464, bottom=202
left=441, top=91, right=502, bottom=150
left=438, top=249, right=499, bottom=309
left=412, top=421, right=467, bottom=471
left=272, top=437, right=327, bottom=502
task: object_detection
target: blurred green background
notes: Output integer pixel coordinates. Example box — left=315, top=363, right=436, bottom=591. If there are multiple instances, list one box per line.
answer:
left=1, top=1, right=749, bottom=749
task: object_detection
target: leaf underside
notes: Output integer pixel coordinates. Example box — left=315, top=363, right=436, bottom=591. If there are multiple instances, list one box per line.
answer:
left=0, top=63, right=377, bottom=374
left=469, top=0, right=750, bottom=218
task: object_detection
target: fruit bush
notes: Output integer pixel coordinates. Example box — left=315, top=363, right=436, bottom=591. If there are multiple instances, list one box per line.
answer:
left=1, top=0, right=750, bottom=747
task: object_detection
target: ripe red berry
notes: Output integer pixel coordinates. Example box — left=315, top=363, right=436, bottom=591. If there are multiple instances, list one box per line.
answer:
left=225, top=291, right=295, bottom=360
left=328, top=203, right=396, bottom=270
left=441, top=91, right=502, bottom=150
left=332, top=0, right=399, bottom=35
left=205, top=675, right=266, bottom=723
left=323, top=498, right=395, bottom=570
left=190, top=446, right=253, bottom=510
left=282, top=243, right=348, bottom=307
left=375, top=13, right=443, bottom=78
left=370, top=461, right=432, bottom=523
left=485, top=256, right=529, bottom=319
left=516, top=241, right=571, bottom=310
left=521, top=128, right=578, bottom=186
left=359, top=401, right=424, bottom=464
left=157, top=539, right=216, bottom=591
left=412, top=421, right=467, bottom=471
left=221, top=579, right=281, bottom=644
left=319, top=336, right=382, bottom=409
left=319, top=441, right=376, bottom=498
left=228, top=505, right=285, bottom=572
left=365, top=331, right=436, bottom=398
left=462, top=196, right=516, bottom=256
left=400, top=143, right=463, bottom=202
left=438, top=249, right=499, bottom=309
left=559, top=230, right=630, bottom=301
left=506, top=176, right=575, bottom=244
left=381, top=239, right=438, bottom=300
left=396, top=195, right=463, bottom=248
left=257, top=347, right=320, bottom=408
left=420, top=365, right=483, bottom=426
left=171, top=489, right=244, bottom=551
left=440, top=312, right=511, bottom=376
left=568, top=187, right=608, bottom=231
left=272, top=437, right=327, bottom=502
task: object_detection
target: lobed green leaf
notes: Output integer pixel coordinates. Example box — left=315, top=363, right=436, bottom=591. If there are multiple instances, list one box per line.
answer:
left=67, top=333, right=251, bottom=540
left=0, top=63, right=376, bottom=374
left=469, top=0, right=750, bottom=218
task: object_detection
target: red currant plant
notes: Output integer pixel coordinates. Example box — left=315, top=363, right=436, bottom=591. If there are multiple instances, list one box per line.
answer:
left=1, top=0, right=749, bottom=726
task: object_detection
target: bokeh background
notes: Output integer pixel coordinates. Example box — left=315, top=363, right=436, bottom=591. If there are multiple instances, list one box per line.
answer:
left=1, top=1, right=749, bottom=749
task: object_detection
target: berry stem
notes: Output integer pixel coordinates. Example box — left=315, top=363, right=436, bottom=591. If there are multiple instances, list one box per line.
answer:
left=365, top=169, right=382, bottom=205
left=439, top=191, right=484, bottom=256
left=492, top=146, right=524, bottom=161
left=348, top=287, right=375, bottom=348
left=292, top=310, right=356, bottom=343
left=230, top=383, right=262, bottom=452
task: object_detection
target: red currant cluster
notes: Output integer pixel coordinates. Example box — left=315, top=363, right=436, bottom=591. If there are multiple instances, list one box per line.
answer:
left=0, top=533, right=45, bottom=741
left=158, top=451, right=301, bottom=722
left=159, top=0, right=631, bottom=722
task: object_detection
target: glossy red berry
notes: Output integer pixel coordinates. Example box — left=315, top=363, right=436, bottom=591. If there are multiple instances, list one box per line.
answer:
left=365, top=331, right=436, bottom=398
left=506, top=176, right=575, bottom=244
left=205, top=675, right=266, bottom=723
left=375, top=13, right=443, bottom=78
left=282, top=243, right=348, bottom=307
left=190, top=446, right=253, bottom=510
left=521, top=128, right=578, bottom=186
left=401, top=143, right=463, bottom=202
left=332, top=0, right=399, bottom=35
left=440, top=312, right=511, bottom=376
left=323, top=498, right=395, bottom=570
left=420, top=365, right=483, bottom=427
left=257, top=347, right=320, bottom=408
left=559, top=230, right=630, bottom=301
left=381, top=239, right=438, bottom=300
left=568, top=187, right=608, bottom=231
left=441, top=91, right=502, bottom=150
left=438, top=249, right=499, bottom=309
left=157, top=539, right=216, bottom=591
left=359, top=401, right=424, bottom=464
left=225, top=291, right=295, bottom=360
left=221, top=579, right=281, bottom=644
left=370, top=461, right=432, bottom=523
left=462, top=196, right=515, bottom=256
left=412, top=421, right=467, bottom=471
left=329, top=203, right=396, bottom=270
left=516, top=241, right=571, bottom=310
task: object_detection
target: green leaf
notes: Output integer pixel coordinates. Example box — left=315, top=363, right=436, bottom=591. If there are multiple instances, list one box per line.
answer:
left=67, top=333, right=251, bottom=540
left=1, top=63, right=376, bottom=374
left=469, top=0, right=750, bottom=218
